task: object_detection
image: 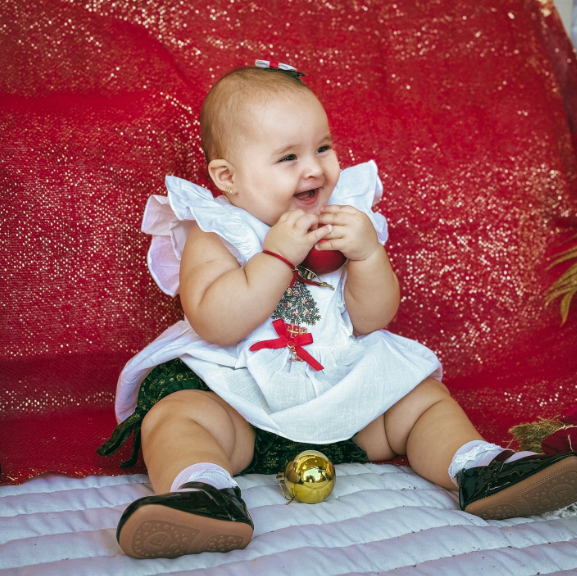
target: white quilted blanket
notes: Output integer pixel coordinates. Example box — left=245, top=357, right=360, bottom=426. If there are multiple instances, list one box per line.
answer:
left=2, top=463, right=577, bottom=575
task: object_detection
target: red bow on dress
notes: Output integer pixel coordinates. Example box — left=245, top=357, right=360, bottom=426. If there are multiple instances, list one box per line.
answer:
left=249, top=319, right=324, bottom=371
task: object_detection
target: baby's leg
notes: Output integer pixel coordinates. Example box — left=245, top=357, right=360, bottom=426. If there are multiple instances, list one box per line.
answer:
left=354, top=377, right=480, bottom=489
left=142, top=389, right=255, bottom=493
left=354, top=377, right=577, bottom=518
left=381, top=377, right=483, bottom=488
left=117, top=389, right=256, bottom=559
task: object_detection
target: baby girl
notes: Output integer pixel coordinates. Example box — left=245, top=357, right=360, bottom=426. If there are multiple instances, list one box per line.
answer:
left=101, top=61, right=577, bottom=559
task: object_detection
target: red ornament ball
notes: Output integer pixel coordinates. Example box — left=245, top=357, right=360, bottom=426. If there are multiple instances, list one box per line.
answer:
left=300, top=241, right=347, bottom=275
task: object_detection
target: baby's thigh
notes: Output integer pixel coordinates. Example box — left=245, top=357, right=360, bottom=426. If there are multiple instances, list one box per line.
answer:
left=142, top=389, right=255, bottom=474
left=353, top=378, right=451, bottom=461
left=353, top=414, right=397, bottom=462
left=207, top=391, right=256, bottom=471
left=386, top=377, right=451, bottom=425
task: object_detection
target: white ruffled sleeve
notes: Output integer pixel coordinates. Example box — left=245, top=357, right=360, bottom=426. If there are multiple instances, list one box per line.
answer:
left=331, top=160, right=388, bottom=245
left=141, top=176, right=268, bottom=296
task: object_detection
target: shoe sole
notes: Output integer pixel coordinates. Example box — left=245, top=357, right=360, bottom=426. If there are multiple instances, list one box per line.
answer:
left=465, top=456, right=577, bottom=520
left=117, top=503, right=253, bottom=559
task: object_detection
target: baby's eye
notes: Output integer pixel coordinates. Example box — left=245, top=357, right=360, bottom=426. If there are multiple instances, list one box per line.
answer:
left=279, top=154, right=297, bottom=162
left=317, top=145, right=332, bottom=153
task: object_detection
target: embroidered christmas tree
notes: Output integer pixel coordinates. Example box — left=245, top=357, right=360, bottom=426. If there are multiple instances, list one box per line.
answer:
left=272, top=278, right=321, bottom=326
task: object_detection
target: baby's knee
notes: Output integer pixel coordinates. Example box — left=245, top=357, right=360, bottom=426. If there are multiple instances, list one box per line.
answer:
left=142, top=389, right=219, bottom=435
left=387, top=377, right=452, bottom=423
left=415, top=377, right=451, bottom=401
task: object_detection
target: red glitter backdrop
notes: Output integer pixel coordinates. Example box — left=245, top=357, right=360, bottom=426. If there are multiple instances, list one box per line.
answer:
left=1, top=0, right=576, bottom=484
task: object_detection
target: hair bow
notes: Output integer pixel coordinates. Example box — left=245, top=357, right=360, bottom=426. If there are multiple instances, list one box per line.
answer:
left=255, top=59, right=306, bottom=81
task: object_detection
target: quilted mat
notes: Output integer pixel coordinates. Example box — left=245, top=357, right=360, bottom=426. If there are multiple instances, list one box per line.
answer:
left=3, top=0, right=577, bottom=486
left=2, top=464, right=577, bottom=575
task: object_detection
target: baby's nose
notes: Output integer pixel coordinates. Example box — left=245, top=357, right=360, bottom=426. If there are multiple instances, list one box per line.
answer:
left=303, top=157, right=322, bottom=178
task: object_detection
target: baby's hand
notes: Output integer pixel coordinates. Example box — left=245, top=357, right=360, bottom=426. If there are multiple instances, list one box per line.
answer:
left=317, top=205, right=380, bottom=261
left=263, top=209, right=332, bottom=265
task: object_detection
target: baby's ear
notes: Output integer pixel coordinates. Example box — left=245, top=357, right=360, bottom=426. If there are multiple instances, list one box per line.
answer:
left=208, top=159, right=235, bottom=194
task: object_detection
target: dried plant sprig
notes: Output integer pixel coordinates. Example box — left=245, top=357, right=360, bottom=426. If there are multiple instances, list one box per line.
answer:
left=509, top=418, right=564, bottom=452
left=545, top=233, right=577, bottom=324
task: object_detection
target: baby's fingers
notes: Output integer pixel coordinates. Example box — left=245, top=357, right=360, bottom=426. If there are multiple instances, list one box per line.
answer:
left=314, top=226, right=345, bottom=250
left=281, top=208, right=306, bottom=225
left=318, top=206, right=357, bottom=226
left=292, top=211, right=321, bottom=233
left=320, top=204, right=358, bottom=214
left=314, top=237, right=341, bottom=251
left=308, top=224, right=332, bottom=243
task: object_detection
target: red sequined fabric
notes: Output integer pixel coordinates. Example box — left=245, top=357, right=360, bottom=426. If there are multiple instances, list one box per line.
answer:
left=1, top=0, right=576, bottom=485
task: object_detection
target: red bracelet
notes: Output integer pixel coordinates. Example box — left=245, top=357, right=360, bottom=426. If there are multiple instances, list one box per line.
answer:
left=262, top=250, right=299, bottom=287
left=261, top=250, right=332, bottom=289
left=262, top=250, right=297, bottom=271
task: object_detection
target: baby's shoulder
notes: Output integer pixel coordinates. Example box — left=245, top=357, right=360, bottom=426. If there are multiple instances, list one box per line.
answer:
left=181, top=221, right=236, bottom=263
left=179, top=221, right=240, bottom=297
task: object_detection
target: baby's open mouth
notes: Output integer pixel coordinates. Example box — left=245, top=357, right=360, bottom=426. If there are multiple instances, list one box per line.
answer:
left=294, top=188, right=319, bottom=201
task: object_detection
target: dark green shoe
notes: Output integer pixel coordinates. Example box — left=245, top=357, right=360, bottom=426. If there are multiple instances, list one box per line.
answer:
left=456, top=450, right=577, bottom=520
left=117, top=481, right=254, bottom=559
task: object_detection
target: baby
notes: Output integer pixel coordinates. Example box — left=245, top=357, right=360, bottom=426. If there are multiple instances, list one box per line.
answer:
left=104, top=62, right=577, bottom=560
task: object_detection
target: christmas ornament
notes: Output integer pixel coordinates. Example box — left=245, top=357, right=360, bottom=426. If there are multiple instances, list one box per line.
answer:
left=276, top=450, right=336, bottom=504
left=301, top=241, right=346, bottom=276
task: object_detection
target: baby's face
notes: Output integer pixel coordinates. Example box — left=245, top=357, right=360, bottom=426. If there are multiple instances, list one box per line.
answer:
left=227, top=91, right=340, bottom=226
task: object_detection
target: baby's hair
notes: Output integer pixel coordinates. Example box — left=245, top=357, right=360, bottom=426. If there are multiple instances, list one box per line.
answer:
left=200, top=66, right=314, bottom=163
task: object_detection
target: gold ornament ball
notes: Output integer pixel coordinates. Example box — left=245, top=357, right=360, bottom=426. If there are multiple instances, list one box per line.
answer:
left=277, top=450, right=336, bottom=504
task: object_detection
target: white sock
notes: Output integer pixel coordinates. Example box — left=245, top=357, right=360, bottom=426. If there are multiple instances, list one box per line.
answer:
left=448, top=440, right=537, bottom=486
left=170, top=463, right=239, bottom=492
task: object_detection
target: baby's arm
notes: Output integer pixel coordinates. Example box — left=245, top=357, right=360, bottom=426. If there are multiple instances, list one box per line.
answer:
left=318, top=205, right=400, bottom=335
left=179, top=210, right=331, bottom=346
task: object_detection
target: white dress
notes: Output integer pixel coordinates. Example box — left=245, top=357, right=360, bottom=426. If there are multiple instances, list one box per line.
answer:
left=114, top=161, right=442, bottom=444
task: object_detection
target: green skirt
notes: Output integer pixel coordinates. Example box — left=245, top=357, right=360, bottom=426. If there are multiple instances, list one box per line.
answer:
left=97, top=358, right=369, bottom=475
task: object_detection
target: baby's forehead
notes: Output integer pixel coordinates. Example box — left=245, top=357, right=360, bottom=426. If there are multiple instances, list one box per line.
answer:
left=235, top=86, right=317, bottom=119
left=237, top=90, right=320, bottom=132
left=218, top=70, right=311, bottom=104
left=235, top=84, right=295, bottom=109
